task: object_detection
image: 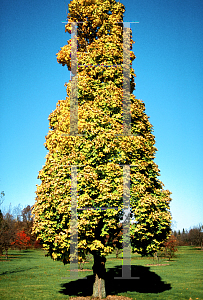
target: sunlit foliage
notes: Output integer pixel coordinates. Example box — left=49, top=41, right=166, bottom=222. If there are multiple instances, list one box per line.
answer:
left=32, top=0, right=172, bottom=265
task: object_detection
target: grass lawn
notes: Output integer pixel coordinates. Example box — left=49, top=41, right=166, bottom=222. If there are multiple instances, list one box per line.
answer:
left=0, top=246, right=202, bottom=299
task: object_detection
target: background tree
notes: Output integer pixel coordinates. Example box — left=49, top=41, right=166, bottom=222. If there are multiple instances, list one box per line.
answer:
left=0, top=211, right=16, bottom=258
left=174, top=228, right=188, bottom=246
left=0, top=203, right=36, bottom=256
left=163, top=234, right=178, bottom=261
left=21, top=205, right=35, bottom=245
left=172, top=225, right=203, bottom=248
left=34, top=239, right=43, bottom=249
left=10, top=205, right=34, bottom=251
left=32, top=0, right=172, bottom=298
left=0, top=210, right=3, bottom=255
left=188, top=225, right=203, bottom=249
left=11, top=230, right=31, bottom=251
left=0, top=191, right=5, bottom=206
left=0, top=191, right=5, bottom=254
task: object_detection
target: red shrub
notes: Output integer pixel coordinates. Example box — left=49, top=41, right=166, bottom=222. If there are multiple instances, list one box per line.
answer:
left=11, top=230, right=31, bottom=250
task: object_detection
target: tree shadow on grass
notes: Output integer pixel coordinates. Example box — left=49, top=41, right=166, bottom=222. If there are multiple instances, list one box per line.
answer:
left=0, top=266, right=37, bottom=276
left=194, top=247, right=203, bottom=251
left=0, top=254, right=37, bottom=261
left=0, top=249, right=37, bottom=259
left=59, top=265, right=171, bottom=297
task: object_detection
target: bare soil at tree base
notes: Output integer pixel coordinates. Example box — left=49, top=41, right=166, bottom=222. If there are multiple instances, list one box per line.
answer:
left=70, top=296, right=132, bottom=300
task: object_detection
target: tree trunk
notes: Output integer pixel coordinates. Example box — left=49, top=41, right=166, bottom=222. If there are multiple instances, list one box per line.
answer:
left=92, top=253, right=106, bottom=299
left=5, top=248, right=8, bottom=259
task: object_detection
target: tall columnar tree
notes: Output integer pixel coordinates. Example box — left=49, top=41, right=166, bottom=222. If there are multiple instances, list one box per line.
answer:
left=32, top=0, right=172, bottom=298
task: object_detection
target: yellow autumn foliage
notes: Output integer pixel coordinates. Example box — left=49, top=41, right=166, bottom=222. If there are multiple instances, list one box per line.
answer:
left=32, top=0, right=172, bottom=263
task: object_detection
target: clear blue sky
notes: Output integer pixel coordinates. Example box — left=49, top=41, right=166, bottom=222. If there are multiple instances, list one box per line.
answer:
left=0, top=0, right=202, bottom=231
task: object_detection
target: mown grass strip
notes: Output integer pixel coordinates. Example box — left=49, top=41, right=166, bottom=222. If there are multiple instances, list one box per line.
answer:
left=0, top=246, right=202, bottom=299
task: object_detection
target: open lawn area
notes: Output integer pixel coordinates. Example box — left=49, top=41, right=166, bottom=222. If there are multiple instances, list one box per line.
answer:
left=0, top=246, right=202, bottom=299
